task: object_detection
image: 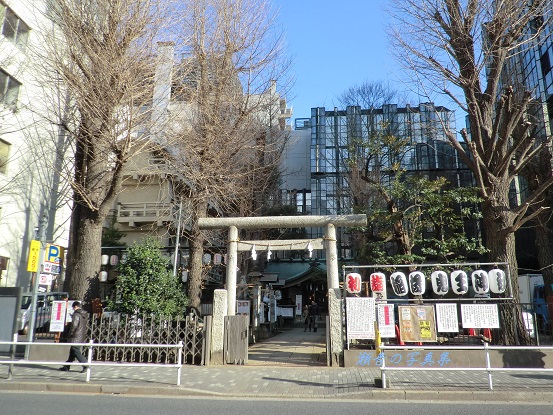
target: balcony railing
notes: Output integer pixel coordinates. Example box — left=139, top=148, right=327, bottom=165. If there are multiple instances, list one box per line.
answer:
left=117, top=202, right=172, bottom=226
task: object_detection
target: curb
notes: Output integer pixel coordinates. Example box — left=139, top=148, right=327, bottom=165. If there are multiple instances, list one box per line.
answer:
left=1, top=381, right=553, bottom=402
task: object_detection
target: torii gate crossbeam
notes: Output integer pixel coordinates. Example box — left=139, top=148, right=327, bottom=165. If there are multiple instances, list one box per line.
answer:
left=198, top=215, right=367, bottom=316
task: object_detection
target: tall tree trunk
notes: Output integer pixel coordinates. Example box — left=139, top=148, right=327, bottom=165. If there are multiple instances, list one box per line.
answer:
left=64, top=204, right=103, bottom=305
left=188, top=198, right=208, bottom=310
left=482, top=198, right=529, bottom=345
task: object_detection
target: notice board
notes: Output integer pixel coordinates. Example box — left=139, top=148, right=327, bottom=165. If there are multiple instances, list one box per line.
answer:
left=398, top=305, right=437, bottom=342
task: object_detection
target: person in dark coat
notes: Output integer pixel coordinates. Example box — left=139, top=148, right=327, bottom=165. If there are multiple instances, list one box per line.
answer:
left=59, top=301, right=89, bottom=373
left=309, top=301, right=319, bottom=332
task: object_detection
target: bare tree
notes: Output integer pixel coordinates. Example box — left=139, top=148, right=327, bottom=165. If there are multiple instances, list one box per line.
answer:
left=166, top=0, right=292, bottom=309
left=336, top=80, right=408, bottom=109
left=389, top=0, right=553, bottom=342
left=36, top=0, right=175, bottom=303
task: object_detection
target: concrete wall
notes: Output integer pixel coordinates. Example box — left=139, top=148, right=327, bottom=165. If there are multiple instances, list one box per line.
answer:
left=344, top=348, right=553, bottom=369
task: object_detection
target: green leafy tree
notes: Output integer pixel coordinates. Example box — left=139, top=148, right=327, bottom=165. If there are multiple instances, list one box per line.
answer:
left=101, top=219, right=126, bottom=247
left=111, top=238, right=188, bottom=316
left=358, top=172, right=485, bottom=265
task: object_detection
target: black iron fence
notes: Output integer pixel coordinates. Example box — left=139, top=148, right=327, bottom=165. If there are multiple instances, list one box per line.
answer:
left=88, top=313, right=205, bottom=365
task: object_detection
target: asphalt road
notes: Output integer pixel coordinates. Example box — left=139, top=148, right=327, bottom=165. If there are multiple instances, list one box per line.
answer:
left=1, top=391, right=551, bottom=415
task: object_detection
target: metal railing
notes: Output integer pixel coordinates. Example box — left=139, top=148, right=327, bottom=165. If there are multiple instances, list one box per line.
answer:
left=379, top=343, right=553, bottom=390
left=117, top=202, right=172, bottom=224
left=0, top=340, right=183, bottom=386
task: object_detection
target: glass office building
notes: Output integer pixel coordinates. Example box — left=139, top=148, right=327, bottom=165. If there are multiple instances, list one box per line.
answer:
left=307, top=103, right=475, bottom=258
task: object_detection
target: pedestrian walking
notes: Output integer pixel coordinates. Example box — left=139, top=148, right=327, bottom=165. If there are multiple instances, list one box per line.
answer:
left=303, top=304, right=310, bottom=331
left=59, top=301, right=89, bottom=373
left=309, top=301, right=319, bottom=332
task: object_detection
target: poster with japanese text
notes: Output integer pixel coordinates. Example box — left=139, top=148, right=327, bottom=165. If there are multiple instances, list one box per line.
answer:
left=461, top=304, right=500, bottom=328
left=398, top=305, right=437, bottom=342
left=436, top=303, right=459, bottom=333
left=346, top=297, right=376, bottom=340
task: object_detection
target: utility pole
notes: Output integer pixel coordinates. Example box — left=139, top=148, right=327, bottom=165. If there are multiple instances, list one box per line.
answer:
left=25, top=215, right=47, bottom=359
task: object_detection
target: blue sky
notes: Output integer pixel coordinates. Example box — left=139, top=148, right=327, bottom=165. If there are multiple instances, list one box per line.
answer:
left=276, top=0, right=402, bottom=122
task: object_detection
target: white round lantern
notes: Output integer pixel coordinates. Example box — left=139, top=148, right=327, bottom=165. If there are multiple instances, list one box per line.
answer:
left=451, top=270, right=468, bottom=295
left=101, top=255, right=109, bottom=265
left=370, top=272, right=386, bottom=294
left=110, top=255, right=119, bottom=266
left=390, top=271, right=408, bottom=296
left=409, top=271, right=426, bottom=295
left=99, top=271, right=108, bottom=282
left=202, top=253, right=212, bottom=264
left=346, top=273, right=362, bottom=294
left=488, top=268, right=507, bottom=294
left=471, top=270, right=490, bottom=295
left=431, top=270, right=449, bottom=295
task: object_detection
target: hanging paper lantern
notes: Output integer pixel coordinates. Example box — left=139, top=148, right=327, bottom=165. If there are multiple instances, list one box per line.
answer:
left=451, top=270, right=469, bottom=295
left=431, top=270, right=449, bottom=295
left=99, top=271, right=108, bottom=282
left=390, top=271, right=408, bottom=296
left=213, top=254, right=223, bottom=265
left=202, top=253, right=212, bottom=264
left=370, top=272, right=386, bottom=294
left=346, top=273, right=362, bottom=294
left=409, top=271, right=426, bottom=295
left=471, top=270, right=490, bottom=294
left=101, top=254, right=109, bottom=265
left=488, top=268, right=507, bottom=294
left=110, top=255, right=119, bottom=266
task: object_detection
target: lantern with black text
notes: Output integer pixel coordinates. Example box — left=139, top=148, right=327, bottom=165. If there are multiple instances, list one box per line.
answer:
left=370, top=272, right=386, bottom=295
left=471, top=270, right=489, bottom=295
left=390, top=271, right=408, bottom=296
left=346, top=273, right=362, bottom=294
left=409, top=271, right=426, bottom=295
left=488, top=268, right=507, bottom=294
left=451, top=270, right=469, bottom=295
left=431, top=270, right=449, bottom=295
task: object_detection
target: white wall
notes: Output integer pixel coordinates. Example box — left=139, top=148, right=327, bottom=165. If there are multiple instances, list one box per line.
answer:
left=0, top=1, right=71, bottom=288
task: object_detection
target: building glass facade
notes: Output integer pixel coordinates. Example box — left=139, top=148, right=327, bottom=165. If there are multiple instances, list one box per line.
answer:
left=307, top=103, right=476, bottom=258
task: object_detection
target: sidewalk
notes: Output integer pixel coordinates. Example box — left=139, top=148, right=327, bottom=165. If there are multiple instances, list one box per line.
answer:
left=1, top=327, right=553, bottom=402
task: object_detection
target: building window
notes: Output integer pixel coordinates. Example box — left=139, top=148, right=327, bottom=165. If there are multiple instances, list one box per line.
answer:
left=1, top=3, right=30, bottom=51
left=540, top=50, right=551, bottom=77
left=0, top=68, right=21, bottom=109
left=0, top=138, right=10, bottom=174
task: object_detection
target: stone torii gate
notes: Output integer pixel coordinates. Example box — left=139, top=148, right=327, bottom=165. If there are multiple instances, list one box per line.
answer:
left=198, top=214, right=367, bottom=366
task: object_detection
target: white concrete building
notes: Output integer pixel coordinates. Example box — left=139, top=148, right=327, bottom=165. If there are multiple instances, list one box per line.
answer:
left=0, top=1, right=71, bottom=288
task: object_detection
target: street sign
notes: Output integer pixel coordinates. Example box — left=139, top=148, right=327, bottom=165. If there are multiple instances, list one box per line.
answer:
left=27, top=240, right=41, bottom=272
left=44, top=244, right=63, bottom=264
left=38, top=273, right=53, bottom=285
left=42, top=263, right=61, bottom=274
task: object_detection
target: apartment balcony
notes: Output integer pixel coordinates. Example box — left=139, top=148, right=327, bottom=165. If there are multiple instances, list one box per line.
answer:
left=117, top=202, right=173, bottom=227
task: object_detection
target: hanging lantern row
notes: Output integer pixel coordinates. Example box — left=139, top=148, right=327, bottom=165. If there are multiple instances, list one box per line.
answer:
left=101, top=254, right=119, bottom=266
left=359, top=268, right=507, bottom=297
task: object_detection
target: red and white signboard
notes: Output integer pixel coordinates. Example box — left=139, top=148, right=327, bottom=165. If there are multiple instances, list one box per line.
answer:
left=296, top=295, right=303, bottom=317
left=377, top=304, right=396, bottom=338
left=38, top=273, right=53, bottom=286
left=49, top=300, right=67, bottom=332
